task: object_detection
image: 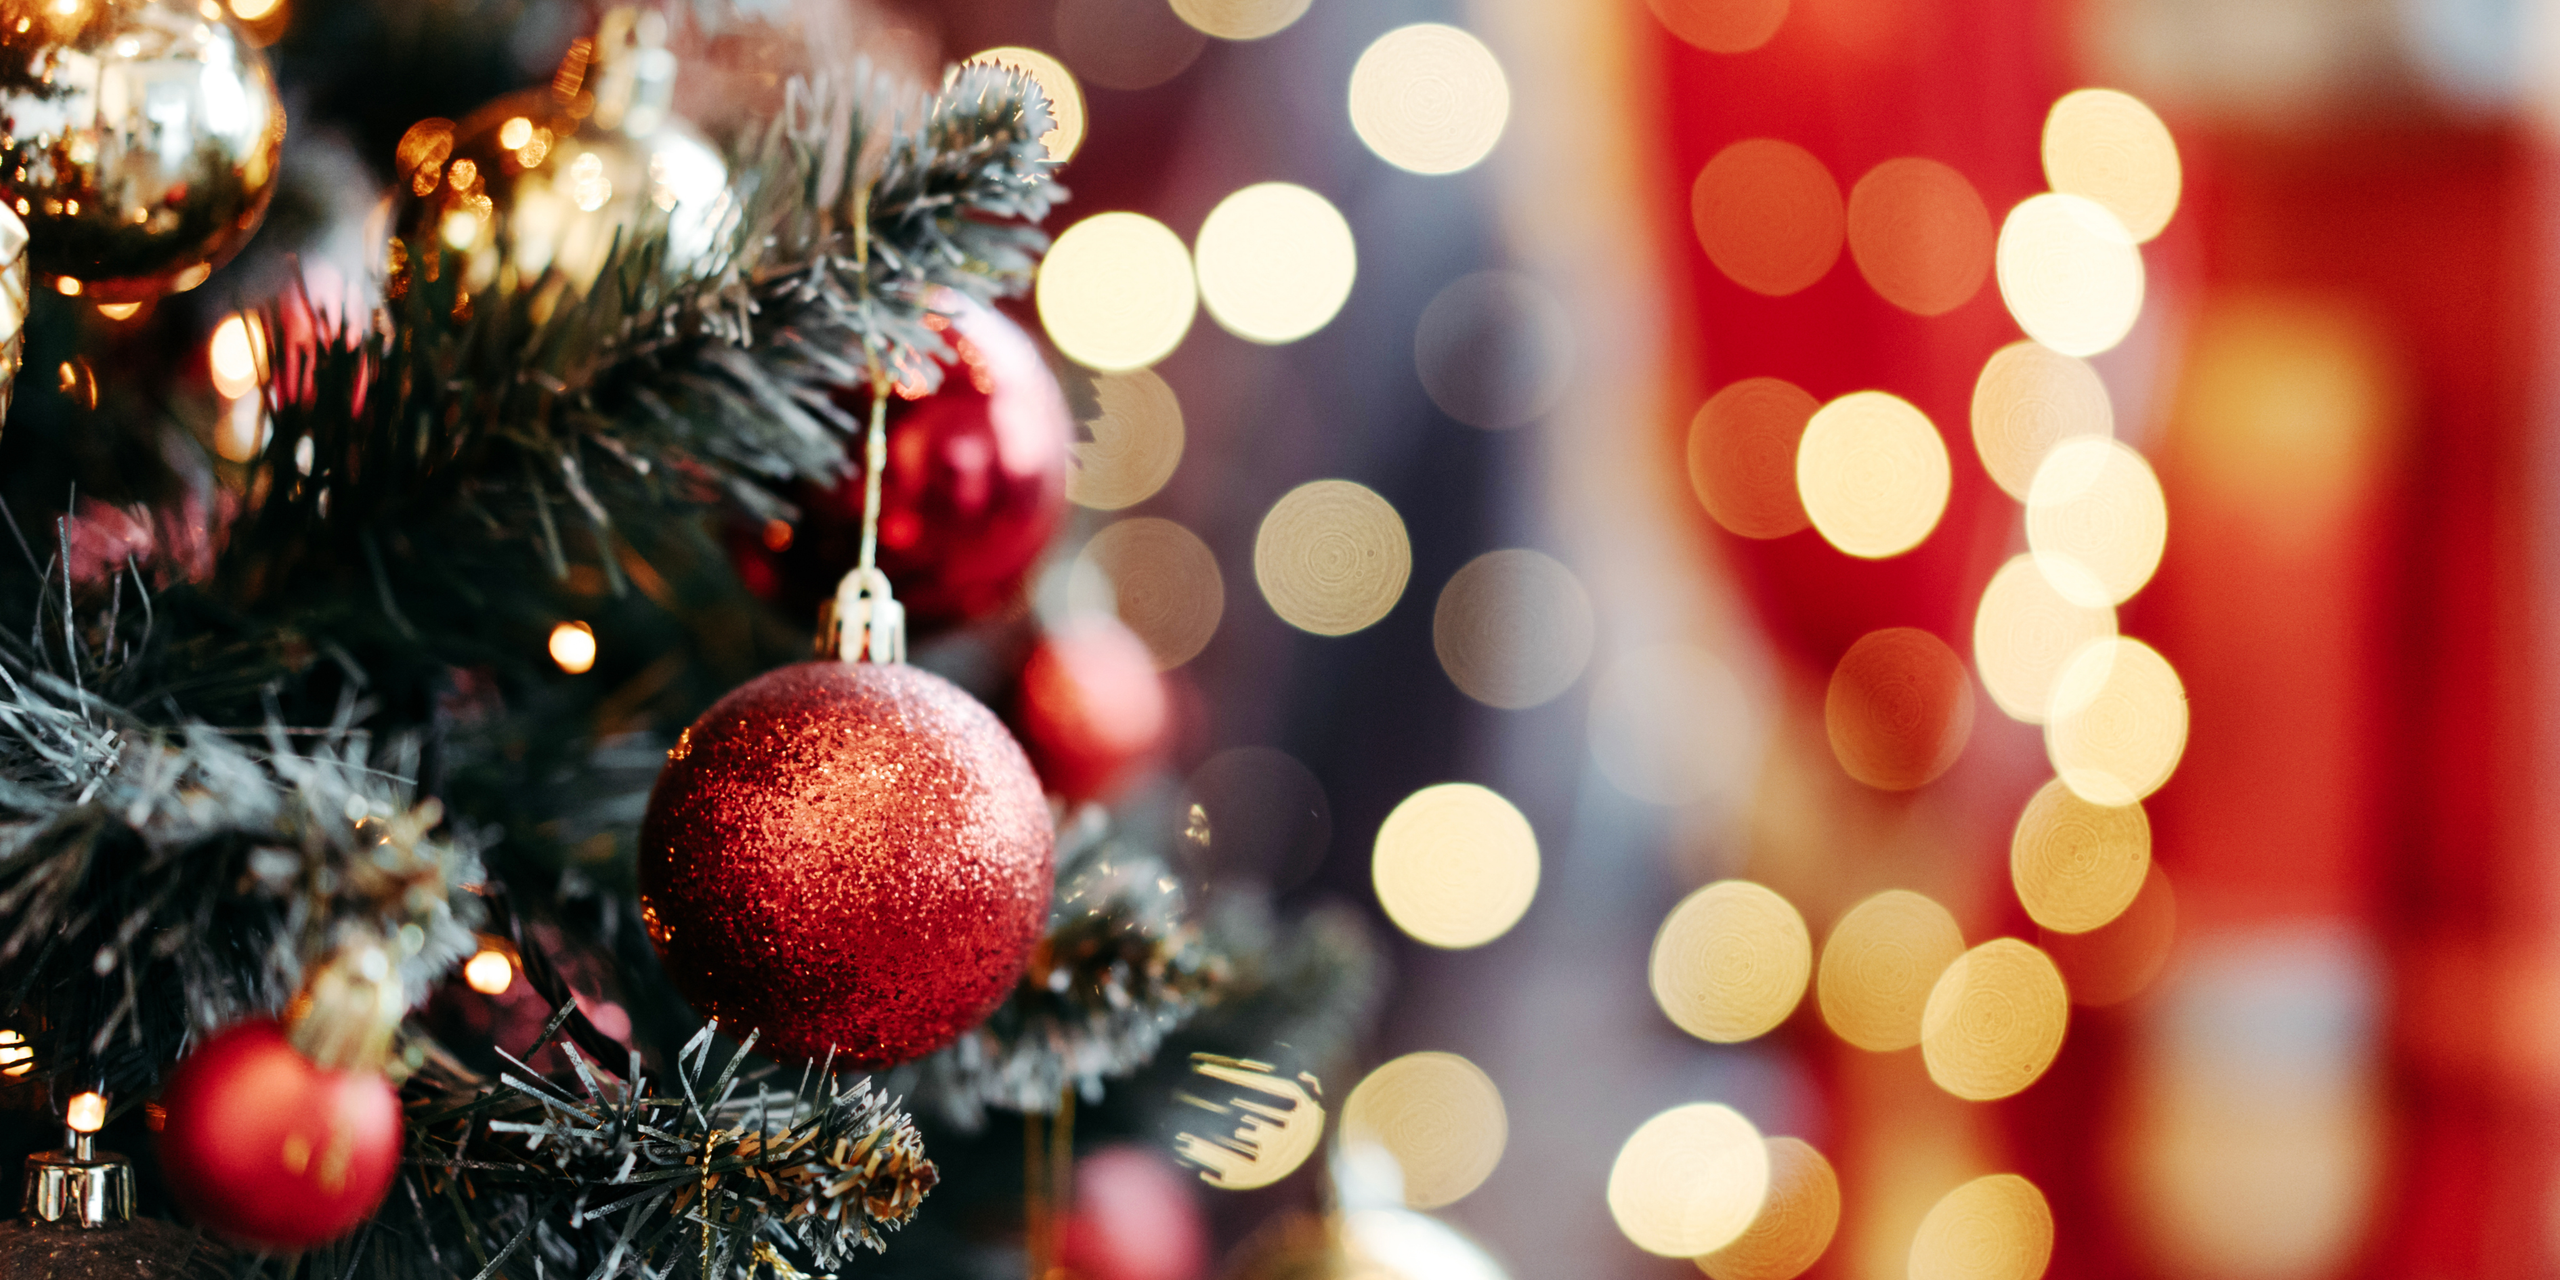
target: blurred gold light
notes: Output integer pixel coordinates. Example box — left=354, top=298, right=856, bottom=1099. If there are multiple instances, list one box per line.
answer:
left=1077, top=518, right=1225, bottom=669
left=1908, top=1175, right=2055, bottom=1280
left=1825, top=627, right=1974, bottom=791
left=1414, top=271, right=1575, bottom=430
left=1608, top=1103, right=1772, bottom=1257
left=1974, top=554, right=2116, bottom=725
left=1693, top=139, right=1843, bottom=297
left=1796, top=391, right=1950, bottom=560
left=463, top=948, right=514, bottom=995
left=1818, top=890, right=1966, bottom=1052
left=2041, top=861, right=2176, bottom=1006
left=1347, top=24, right=1511, bottom=176
left=66, top=1092, right=105, bottom=1134
left=497, top=116, right=533, bottom=151
left=215, top=395, right=268, bottom=464
left=2011, top=778, right=2149, bottom=935
left=1646, top=0, right=1790, bottom=53
left=1171, top=0, right=1311, bottom=39
left=1996, top=193, right=2144, bottom=358
left=1067, top=369, right=1185, bottom=510
left=1698, top=1137, right=1841, bottom=1280
left=2026, top=437, right=2166, bottom=607
left=209, top=313, right=264, bottom=400
left=1845, top=158, right=1994, bottom=317
left=1037, top=212, right=1198, bottom=372
left=229, top=0, right=278, bottom=18
left=1971, top=340, right=2113, bottom=501
left=95, top=301, right=141, bottom=321
left=2042, top=88, right=2180, bottom=244
left=1340, top=1051, right=1507, bottom=1209
left=1195, top=182, right=1357, bottom=345
left=54, top=278, right=80, bottom=297
left=1689, top=377, right=1817, bottom=539
left=2046, top=637, right=2188, bottom=806
left=1372, top=782, right=1539, bottom=949
left=0, top=1029, right=30, bottom=1078
left=966, top=48, right=1086, bottom=163
left=1432, top=549, right=1594, bottom=709
left=1254, top=480, right=1410, bottom=636
left=549, top=621, right=597, bottom=674
left=1921, top=940, right=2070, bottom=1101
left=1174, top=1055, right=1325, bottom=1190
left=1651, top=881, right=1811, bottom=1044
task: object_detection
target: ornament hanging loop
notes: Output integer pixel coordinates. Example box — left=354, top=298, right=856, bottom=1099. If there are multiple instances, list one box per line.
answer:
left=822, top=566, right=906, bottom=664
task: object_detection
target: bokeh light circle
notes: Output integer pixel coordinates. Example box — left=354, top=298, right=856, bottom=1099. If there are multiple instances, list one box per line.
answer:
left=1971, top=340, right=2113, bottom=501
left=2045, top=637, right=2188, bottom=805
left=1171, top=0, right=1313, bottom=40
left=1341, top=1051, right=1507, bottom=1209
left=1650, top=881, right=1812, bottom=1043
left=2042, top=88, right=2181, bottom=243
left=2011, top=778, right=2149, bottom=935
left=1974, top=554, right=2117, bottom=725
left=1372, top=782, right=1539, bottom=949
left=1995, top=193, right=2144, bottom=358
left=1797, top=391, right=1951, bottom=559
left=1195, top=182, right=1357, bottom=344
left=2026, top=437, right=2166, bottom=607
left=1908, top=1175, right=2056, bottom=1280
left=1038, top=212, right=1199, bottom=372
left=1825, top=627, right=1974, bottom=791
left=964, top=47, right=1086, bottom=162
left=1348, top=24, right=1511, bottom=176
left=1076, top=517, right=1224, bottom=669
left=1920, top=939, right=2070, bottom=1101
left=1646, top=0, right=1791, bottom=55
left=1697, top=1137, right=1841, bottom=1280
left=1817, top=889, right=1966, bottom=1052
left=1845, top=157, right=1994, bottom=316
left=1432, top=549, right=1595, bottom=708
left=1693, top=140, right=1844, bottom=297
left=1068, top=369, right=1185, bottom=510
left=1689, top=377, right=1818, bottom=539
left=1608, top=1104, right=1772, bottom=1257
left=1254, top=479, right=1410, bottom=635
left=1414, top=271, right=1574, bottom=429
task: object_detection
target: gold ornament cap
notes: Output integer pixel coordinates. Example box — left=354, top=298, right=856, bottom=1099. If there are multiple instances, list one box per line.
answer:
left=23, top=1092, right=130, bottom=1229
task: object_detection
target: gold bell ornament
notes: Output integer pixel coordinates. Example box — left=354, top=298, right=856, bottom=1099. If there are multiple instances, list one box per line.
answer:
left=0, top=1089, right=230, bottom=1278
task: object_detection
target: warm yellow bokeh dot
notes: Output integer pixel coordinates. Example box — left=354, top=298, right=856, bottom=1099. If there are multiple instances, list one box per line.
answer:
left=1651, top=881, right=1811, bottom=1044
left=549, top=621, right=597, bottom=674
left=965, top=47, right=1086, bottom=163
left=463, top=948, right=514, bottom=995
left=1037, top=212, right=1198, bottom=372
left=1340, top=1051, right=1508, bottom=1209
left=1693, top=140, right=1844, bottom=298
left=1348, top=24, right=1511, bottom=176
left=1974, top=554, right=2117, bottom=725
left=1195, top=183, right=1357, bottom=344
left=1068, top=370, right=1185, bottom=510
left=1995, top=194, right=2144, bottom=358
left=1254, top=480, right=1410, bottom=636
left=2026, top=437, right=2165, bottom=608
left=1817, top=890, right=1966, bottom=1052
left=1608, top=1104, right=1772, bottom=1258
left=1432, top=549, right=1595, bottom=709
left=2042, top=88, right=2180, bottom=243
left=2012, top=778, right=2149, bottom=935
left=1971, top=341, right=2113, bottom=502
left=1076, top=518, right=1225, bottom=669
left=209, top=312, right=264, bottom=400
left=1797, top=391, right=1951, bottom=559
left=1690, top=376, right=1818, bottom=539
left=1170, top=0, right=1312, bottom=39
left=1921, top=940, right=2070, bottom=1101
left=1697, top=1138, right=1841, bottom=1280
left=1908, top=1175, right=2055, bottom=1280
left=1372, top=783, right=1539, bottom=949
left=2046, top=637, right=2188, bottom=805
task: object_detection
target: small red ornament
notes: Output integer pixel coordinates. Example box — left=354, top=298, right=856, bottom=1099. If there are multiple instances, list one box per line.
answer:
left=639, top=660, right=1055, bottom=1067
left=735, top=298, right=1073, bottom=626
left=1017, top=616, right=1169, bottom=802
left=1059, top=1145, right=1209, bottom=1280
left=155, top=1020, right=402, bottom=1250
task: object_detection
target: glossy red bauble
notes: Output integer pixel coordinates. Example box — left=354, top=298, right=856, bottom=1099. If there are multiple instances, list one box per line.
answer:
left=1017, top=616, right=1169, bottom=802
left=639, top=661, right=1056, bottom=1067
left=735, top=299, right=1073, bottom=626
left=155, top=1020, right=403, bottom=1250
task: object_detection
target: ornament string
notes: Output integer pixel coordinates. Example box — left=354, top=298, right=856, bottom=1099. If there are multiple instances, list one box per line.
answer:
left=827, top=353, right=906, bottom=663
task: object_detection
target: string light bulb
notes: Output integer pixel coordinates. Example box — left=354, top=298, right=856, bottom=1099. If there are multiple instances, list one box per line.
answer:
left=463, top=948, right=514, bottom=995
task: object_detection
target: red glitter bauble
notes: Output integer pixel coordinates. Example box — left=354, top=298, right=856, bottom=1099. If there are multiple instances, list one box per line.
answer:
left=155, top=1020, right=403, bottom=1250
left=1017, top=616, right=1169, bottom=803
left=639, top=661, right=1056, bottom=1067
left=733, top=298, right=1073, bottom=626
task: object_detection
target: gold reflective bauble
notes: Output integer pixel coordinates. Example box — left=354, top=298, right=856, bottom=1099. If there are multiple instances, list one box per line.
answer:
left=390, top=8, right=730, bottom=304
left=0, top=0, right=285, bottom=302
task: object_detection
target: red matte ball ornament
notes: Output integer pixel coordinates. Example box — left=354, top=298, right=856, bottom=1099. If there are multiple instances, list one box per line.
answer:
left=1017, top=616, right=1169, bottom=802
left=736, top=299, right=1073, bottom=626
left=639, top=660, right=1056, bottom=1067
left=155, top=1020, right=403, bottom=1250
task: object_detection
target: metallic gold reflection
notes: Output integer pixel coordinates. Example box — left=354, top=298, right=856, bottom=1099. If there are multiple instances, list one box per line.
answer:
left=1037, top=212, right=1197, bottom=371
left=1693, top=139, right=1844, bottom=297
left=1651, top=881, right=1812, bottom=1044
left=1825, top=627, right=1973, bottom=791
left=1689, top=376, right=1817, bottom=539
left=965, top=47, right=1086, bottom=163
left=2045, top=637, right=2188, bottom=805
left=1175, top=1054, right=1325, bottom=1190
left=1995, top=193, right=2144, bottom=358
left=1195, top=182, right=1357, bottom=344
left=1975, top=555, right=2116, bottom=726
left=1171, top=0, right=1312, bottom=39
left=1697, top=1137, right=1840, bottom=1280
left=2026, top=437, right=2166, bottom=607
left=1372, top=782, right=1539, bottom=949
left=1908, top=1174, right=2054, bottom=1280
left=1971, top=340, right=2113, bottom=502
left=1347, top=24, right=1510, bottom=176
left=1608, top=1103, right=1771, bottom=1257
left=1077, top=518, right=1225, bottom=669
left=2041, top=862, right=2175, bottom=1006
left=1845, top=158, right=1993, bottom=317
left=1818, top=890, right=1965, bottom=1052
left=1796, top=391, right=1950, bottom=559
left=2041, top=88, right=2180, bottom=243
left=1340, top=1051, right=1507, bottom=1209
left=1432, top=549, right=1595, bottom=708
left=2011, top=778, right=2148, bottom=934
left=1254, top=480, right=1409, bottom=636
left=1921, top=940, right=2069, bottom=1101
left=1068, top=369, right=1185, bottom=510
